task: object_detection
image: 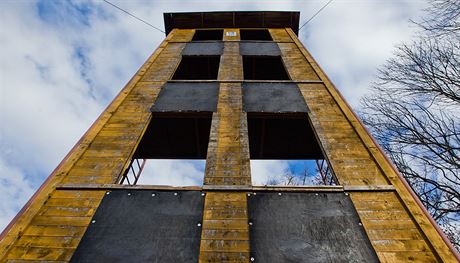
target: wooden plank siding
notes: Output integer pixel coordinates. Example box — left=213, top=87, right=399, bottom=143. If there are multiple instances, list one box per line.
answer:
left=200, top=36, right=251, bottom=262
left=199, top=192, right=250, bottom=262
left=281, top=28, right=458, bottom=262
left=1, top=24, right=457, bottom=263
left=0, top=30, right=185, bottom=262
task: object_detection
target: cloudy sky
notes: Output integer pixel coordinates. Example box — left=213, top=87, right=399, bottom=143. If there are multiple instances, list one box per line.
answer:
left=0, top=0, right=427, bottom=231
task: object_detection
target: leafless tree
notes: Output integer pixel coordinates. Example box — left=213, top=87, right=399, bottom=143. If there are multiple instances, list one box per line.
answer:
left=264, top=161, right=336, bottom=186
left=360, top=0, right=460, bottom=248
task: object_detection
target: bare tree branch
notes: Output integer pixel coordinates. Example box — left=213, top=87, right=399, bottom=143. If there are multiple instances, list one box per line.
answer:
left=360, top=0, right=460, bottom=249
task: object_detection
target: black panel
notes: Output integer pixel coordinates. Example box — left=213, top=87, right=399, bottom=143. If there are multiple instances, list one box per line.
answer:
left=172, top=56, right=220, bottom=80
left=134, top=113, right=212, bottom=159
left=182, top=42, right=224, bottom=56
left=152, top=82, right=218, bottom=112
left=243, top=83, right=307, bottom=113
left=248, top=114, right=323, bottom=159
left=71, top=190, right=205, bottom=263
left=248, top=192, right=379, bottom=263
left=243, top=56, right=290, bottom=80
left=192, top=29, right=223, bottom=41
left=239, top=42, right=280, bottom=56
left=240, top=29, right=273, bottom=41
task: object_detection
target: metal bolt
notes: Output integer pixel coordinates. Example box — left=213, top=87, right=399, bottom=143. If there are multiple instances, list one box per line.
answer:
left=278, top=193, right=282, bottom=196
left=127, top=193, right=131, bottom=196
left=106, top=192, right=110, bottom=195
left=174, top=192, right=178, bottom=196
left=152, top=193, right=156, bottom=197
left=201, top=193, right=206, bottom=196
left=91, top=220, right=96, bottom=224
left=249, top=222, right=253, bottom=226
left=250, top=257, right=255, bottom=262
left=358, top=222, right=363, bottom=226
left=247, top=193, right=251, bottom=197
left=197, top=223, right=202, bottom=227
left=253, top=192, right=257, bottom=195
left=315, top=193, right=319, bottom=196
left=345, top=193, right=349, bottom=196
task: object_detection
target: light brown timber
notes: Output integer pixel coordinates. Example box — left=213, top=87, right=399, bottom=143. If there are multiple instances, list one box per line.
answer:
left=0, top=29, right=184, bottom=261
left=283, top=28, right=458, bottom=262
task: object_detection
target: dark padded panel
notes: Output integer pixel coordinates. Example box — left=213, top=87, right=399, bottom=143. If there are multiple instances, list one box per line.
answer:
left=182, top=42, right=224, bottom=55
left=71, top=190, right=205, bottom=263
left=248, top=192, right=379, bottom=263
left=152, top=82, right=218, bottom=112
left=243, top=83, right=307, bottom=113
left=240, top=42, right=281, bottom=56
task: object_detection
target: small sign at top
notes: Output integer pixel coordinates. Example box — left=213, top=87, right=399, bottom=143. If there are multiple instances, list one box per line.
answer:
left=226, top=31, right=237, bottom=37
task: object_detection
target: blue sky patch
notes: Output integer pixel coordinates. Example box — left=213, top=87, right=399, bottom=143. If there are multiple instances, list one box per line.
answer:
left=36, top=0, right=96, bottom=28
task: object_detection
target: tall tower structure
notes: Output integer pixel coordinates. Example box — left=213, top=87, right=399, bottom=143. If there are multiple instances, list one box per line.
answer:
left=1, top=11, right=458, bottom=262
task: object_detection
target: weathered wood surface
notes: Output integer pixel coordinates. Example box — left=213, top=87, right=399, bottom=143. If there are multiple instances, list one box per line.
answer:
left=2, top=25, right=458, bottom=263
left=283, top=28, right=457, bottom=262
left=204, top=41, right=251, bottom=186
left=269, top=28, right=293, bottom=42
left=0, top=30, right=183, bottom=261
left=351, top=192, right=438, bottom=262
left=199, top=192, right=250, bottom=262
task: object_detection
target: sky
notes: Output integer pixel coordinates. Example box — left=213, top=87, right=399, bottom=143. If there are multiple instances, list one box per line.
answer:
left=0, top=0, right=428, bottom=231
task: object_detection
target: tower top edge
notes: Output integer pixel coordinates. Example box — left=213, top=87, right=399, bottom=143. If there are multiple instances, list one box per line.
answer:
left=163, top=11, right=300, bottom=36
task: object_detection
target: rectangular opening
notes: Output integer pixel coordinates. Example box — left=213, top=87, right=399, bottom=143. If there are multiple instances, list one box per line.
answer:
left=240, top=29, right=272, bottom=41
left=248, top=113, right=336, bottom=186
left=120, top=113, right=212, bottom=186
left=172, top=56, right=220, bottom=80
left=192, top=29, right=223, bottom=41
left=251, top=160, right=335, bottom=186
left=243, top=56, right=289, bottom=80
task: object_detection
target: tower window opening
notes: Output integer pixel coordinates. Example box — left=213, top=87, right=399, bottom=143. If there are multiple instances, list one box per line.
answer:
left=192, top=29, right=224, bottom=41
left=243, top=56, right=290, bottom=80
left=247, top=113, right=337, bottom=186
left=240, top=29, right=272, bottom=41
left=120, top=113, right=212, bottom=186
left=172, top=56, right=220, bottom=80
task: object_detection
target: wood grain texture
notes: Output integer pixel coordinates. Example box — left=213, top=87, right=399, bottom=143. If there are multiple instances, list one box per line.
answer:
left=199, top=192, right=250, bottom=262
left=269, top=28, right=293, bottom=42
left=0, top=30, right=182, bottom=262
left=283, top=28, right=457, bottom=262
left=204, top=41, right=250, bottom=186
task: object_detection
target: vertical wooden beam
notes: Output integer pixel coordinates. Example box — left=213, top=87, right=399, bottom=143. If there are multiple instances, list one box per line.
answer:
left=200, top=36, right=251, bottom=262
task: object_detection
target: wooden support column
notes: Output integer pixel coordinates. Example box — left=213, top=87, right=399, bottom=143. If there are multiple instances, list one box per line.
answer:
left=0, top=31, right=187, bottom=262
left=200, top=40, right=251, bottom=262
left=279, top=28, right=458, bottom=262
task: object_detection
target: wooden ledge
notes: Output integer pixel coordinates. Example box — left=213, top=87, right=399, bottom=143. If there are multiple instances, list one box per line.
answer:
left=57, top=184, right=395, bottom=192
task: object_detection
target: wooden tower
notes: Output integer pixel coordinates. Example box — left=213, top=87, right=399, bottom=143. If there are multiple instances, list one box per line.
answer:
left=1, top=11, right=458, bottom=262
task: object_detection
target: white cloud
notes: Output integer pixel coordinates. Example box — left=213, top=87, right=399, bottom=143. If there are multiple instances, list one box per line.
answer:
left=0, top=0, right=427, bottom=232
left=136, top=160, right=205, bottom=186
left=251, top=160, right=289, bottom=185
left=301, top=0, right=427, bottom=107
left=0, top=159, right=34, bottom=229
